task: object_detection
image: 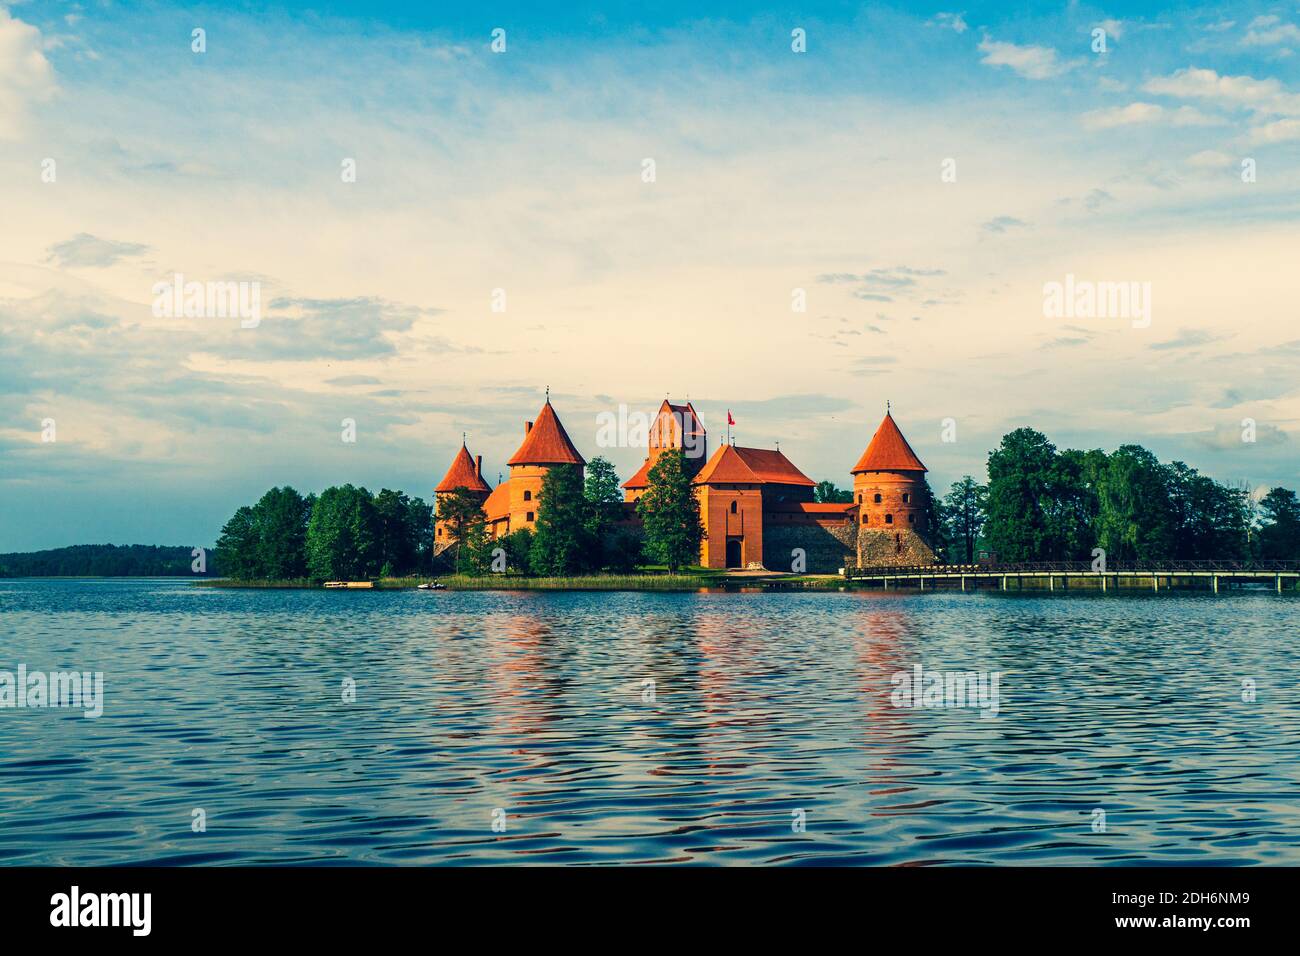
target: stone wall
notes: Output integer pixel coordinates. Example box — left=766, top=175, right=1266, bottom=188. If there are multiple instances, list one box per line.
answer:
left=856, top=528, right=935, bottom=568
left=763, top=520, right=857, bottom=574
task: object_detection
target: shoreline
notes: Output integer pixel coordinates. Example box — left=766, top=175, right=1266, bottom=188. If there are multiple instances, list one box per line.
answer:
left=189, top=575, right=1295, bottom=594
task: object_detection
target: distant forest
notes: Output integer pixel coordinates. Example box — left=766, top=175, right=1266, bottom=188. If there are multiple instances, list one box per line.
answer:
left=0, top=544, right=214, bottom=578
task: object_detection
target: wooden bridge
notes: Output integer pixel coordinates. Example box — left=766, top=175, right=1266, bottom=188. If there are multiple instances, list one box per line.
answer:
left=842, top=560, right=1300, bottom=593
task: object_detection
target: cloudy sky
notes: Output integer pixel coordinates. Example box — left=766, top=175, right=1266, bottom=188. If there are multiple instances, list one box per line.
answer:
left=1, top=1, right=1298, bottom=551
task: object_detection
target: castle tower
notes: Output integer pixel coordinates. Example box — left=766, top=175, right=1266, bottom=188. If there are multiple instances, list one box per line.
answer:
left=434, top=440, right=492, bottom=547
left=505, top=397, right=585, bottom=530
left=622, top=400, right=707, bottom=501
left=850, top=409, right=935, bottom=566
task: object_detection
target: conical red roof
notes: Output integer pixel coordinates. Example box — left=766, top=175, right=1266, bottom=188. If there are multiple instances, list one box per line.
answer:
left=506, top=400, right=586, bottom=467
left=851, top=412, right=927, bottom=473
left=436, top=443, right=492, bottom=494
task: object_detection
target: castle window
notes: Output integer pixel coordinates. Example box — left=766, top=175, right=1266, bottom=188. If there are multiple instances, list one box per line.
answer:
left=874, top=493, right=882, bottom=503
left=526, top=511, right=534, bottom=522
left=908, top=513, right=915, bottom=524
left=902, top=493, right=911, bottom=504
left=885, top=513, right=893, bottom=524
left=523, top=490, right=532, bottom=501
left=857, top=493, right=862, bottom=503
left=861, top=514, right=868, bottom=525
left=730, top=501, right=737, bottom=514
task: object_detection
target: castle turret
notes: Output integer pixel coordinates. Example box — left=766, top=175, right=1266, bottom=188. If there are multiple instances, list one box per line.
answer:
left=622, top=400, right=707, bottom=501
left=434, top=440, right=493, bottom=547
left=850, top=409, right=934, bottom=566
left=505, top=397, right=585, bottom=530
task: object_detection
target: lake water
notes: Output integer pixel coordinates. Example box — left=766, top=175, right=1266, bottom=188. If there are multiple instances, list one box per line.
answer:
left=1, top=578, right=1297, bottom=865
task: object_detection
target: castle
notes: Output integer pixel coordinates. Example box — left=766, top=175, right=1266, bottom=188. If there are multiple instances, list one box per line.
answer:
left=434, top=397, right=935, bottom=573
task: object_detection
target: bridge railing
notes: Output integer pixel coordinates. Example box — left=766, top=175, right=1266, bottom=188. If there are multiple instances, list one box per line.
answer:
left=846, top=559, right=1300, bottom=577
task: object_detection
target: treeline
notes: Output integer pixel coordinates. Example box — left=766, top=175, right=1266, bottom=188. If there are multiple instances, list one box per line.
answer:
left=216, top=485, right=434, bottom=580
left=931, top=428, right=1300, bottom=563
left=0, top=544, right=212, bottom=577
left=439, top=454, right=703, bottom=576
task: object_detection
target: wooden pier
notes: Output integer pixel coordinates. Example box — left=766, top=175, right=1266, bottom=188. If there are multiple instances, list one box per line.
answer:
left=843, top=560, right=1300, bottom=593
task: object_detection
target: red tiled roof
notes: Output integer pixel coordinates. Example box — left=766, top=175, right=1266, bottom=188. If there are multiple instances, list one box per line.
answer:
left=766, top=502, right=855, bottom=514
left=506, top=400, right=586, bottom=467
left=622, top=457, right=653, bottom=490
left=483, top=481, right=511, bottom=522
left=435, top=443, right=492, bottom=494
left=851, top=412, right=927, bottom=473
left=694, top=444, right=815, bottom=486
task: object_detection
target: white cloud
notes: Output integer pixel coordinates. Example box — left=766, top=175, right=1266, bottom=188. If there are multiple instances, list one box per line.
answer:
left=1249, top=117, right=1300, bottom=143
left=930, top=13, right=968, bottom=34
left=1080, top=102, right=1220, bottom=130
left=1186, top=149, right=1234, bottom=168
left=1171, top=105, right=1222, bottom=126
left=978, top=38, right=1076, bottom=80
left=0, top=7, right=57, bottom=139
left=1243, top=16, right=1300, bottom=47
left=1082, top=102, right=1164, bottom=128
left=1143, top=67, right=1300, bottom=116
left=1097, top=19, right=1125, bottom=41
left=46, top=233, right=151, bottom=268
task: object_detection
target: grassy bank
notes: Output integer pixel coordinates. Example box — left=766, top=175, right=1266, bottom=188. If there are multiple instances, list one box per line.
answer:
left=438, top=573, right=724, bottom=590
left=193, top=578, right=316, bottom=588
left=194, top=571, right=729, bottom=591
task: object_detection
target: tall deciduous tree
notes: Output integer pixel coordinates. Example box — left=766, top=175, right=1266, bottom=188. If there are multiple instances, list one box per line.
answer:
left=814, top=480, right=853, bottom=504
left=1258, top=487, right=1300, bottom=560
left=1046, top=449, right=1103, bottom=561
left=254, top=486, right=313, bottom=579
left=306, top=484, right=381, bottom=580
left=1095, top=445, right=1176, bottom=561
left=637, top=449, right=705, bottom=573
left=1165, top=462, right=1250, bottom=560
left=374, top=488, right=416, bottom=576
left=984, top=428, right=1058, bottom=561
left=436, top=487, right=487, bottom=572
left=584, top=456, right=624, bottom=538
left=530, top=464, right=592, bottom=575
left=215, top=505, right=261, bottom=579
left=942, top=476, right=988, bottom=564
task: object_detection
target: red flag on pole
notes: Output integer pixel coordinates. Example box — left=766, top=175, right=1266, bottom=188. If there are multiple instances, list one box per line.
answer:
left=727, top=410, right=735, bottom=425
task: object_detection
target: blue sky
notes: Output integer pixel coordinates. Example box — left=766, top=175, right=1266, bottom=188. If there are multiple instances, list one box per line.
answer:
left=1, top=1, right=1298, bottom=550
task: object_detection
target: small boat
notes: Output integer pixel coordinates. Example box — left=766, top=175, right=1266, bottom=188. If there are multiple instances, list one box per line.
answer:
left=417, top=582, right=446, bottom=590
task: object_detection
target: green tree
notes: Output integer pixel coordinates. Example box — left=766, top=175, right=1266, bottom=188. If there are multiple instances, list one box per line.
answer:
left=814, top=480, right=853, bottom=504
left=1258, top=487, right=1300, bottom=560
left=1045, top=449, right=1103, bottom=560
left=436, top=487, right=487, bottom=572
left=603, top=527, right=645, bottom=573
left=583, top=456, right=624, bottom=540
left=215, top=505, right=262, bottom=579
left=253, top=486, right=312, bottom=579
left=306, top=484, right=381, bottom=580
left=406, top=496, right=435, bottom=574
left=461, top=518, right=495, bottom=576
left=984, top=428, right=1058, bottom=561
left=1165, top=463, right=1251, bottom=560
left=1095, top=445, right=1176, bottom=561
left=501, top=528, right=535, bottom=573
left=637, top=449, right=705, bottom=573
left=529, top=464, right=593, bottom=576
left=942, top=476, right=988, bottom=564
left=374, top=488, right=416, bottom=576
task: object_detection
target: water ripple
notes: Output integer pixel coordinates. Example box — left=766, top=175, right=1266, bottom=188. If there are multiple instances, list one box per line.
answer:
left=0, top=580, right=1297, bottom=864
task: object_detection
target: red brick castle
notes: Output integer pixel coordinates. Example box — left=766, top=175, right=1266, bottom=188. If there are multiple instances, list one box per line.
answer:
left=435, top=397, right=935, bottom=572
